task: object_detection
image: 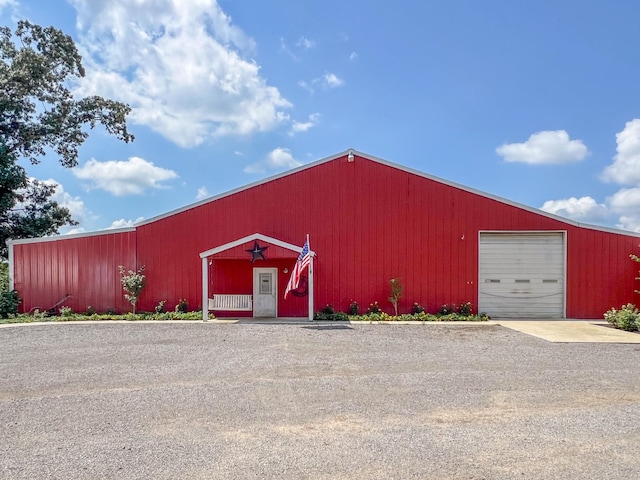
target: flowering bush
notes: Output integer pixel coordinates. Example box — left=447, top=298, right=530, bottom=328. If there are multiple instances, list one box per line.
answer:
left=175, top=298, right=188, bottom=313
left=154, top=300, right=166, bottom=314
left=348, top=300, right=359, bottom=315
left=367, top=301, right=382, bottom=314
left=604, top=304, right=639, bottom=332
left=321, top=304, right=335, bottom=314
left=438, top=304, right=455, bottom=315
left=118, top=265, right=146, bottom=314
left=350, top=311, right=489, bottom=322
left=457, top=302, right=473, bottom=316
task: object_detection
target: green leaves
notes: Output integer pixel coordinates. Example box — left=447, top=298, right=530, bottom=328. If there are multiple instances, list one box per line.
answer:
left=118, top=265, right=146, bottom=313
left=0, top=20, right=134, bottom=168
left=0, top=20, right=134, bottom=257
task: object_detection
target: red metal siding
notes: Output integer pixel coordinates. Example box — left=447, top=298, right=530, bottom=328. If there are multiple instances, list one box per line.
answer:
left=12, top=153, right=640, bottom=318
left=12, top=231, right=136, bottom=313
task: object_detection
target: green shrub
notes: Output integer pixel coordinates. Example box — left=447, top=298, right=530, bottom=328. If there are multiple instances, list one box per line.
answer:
left=604, top=304, right=639, bottom=332
left=175, top=298, right=188, bottom=313
left=59, top=306, right=73, bottom=317
left=411, top=302, right=425, bottom=314
left=321, top=304, right=335, bottom=315
left=457, top=302, right=473, bottom=316
left=154, top=300, right=166, bottom=314
left=438, top=304, right=455, bottom=315
left=313, top=310, right=348, bottom=321
left=0, top=290, right=20, bottom=318
left=367, top=301, right=382, bottom=314
left=348, top=300, right=359, bottom=315
left=0, top=262, right=9, bottom=293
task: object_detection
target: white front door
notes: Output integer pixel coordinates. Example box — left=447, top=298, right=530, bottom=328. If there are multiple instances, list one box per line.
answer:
left=253, top=268, right=277, bottom=317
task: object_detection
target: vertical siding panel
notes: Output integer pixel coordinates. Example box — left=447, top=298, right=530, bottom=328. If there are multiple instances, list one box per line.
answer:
left=13, top=153, right=640, bottom=319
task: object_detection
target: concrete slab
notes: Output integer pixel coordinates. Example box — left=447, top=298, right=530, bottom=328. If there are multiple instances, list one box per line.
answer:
left=496, top=320, right=640, bottom=343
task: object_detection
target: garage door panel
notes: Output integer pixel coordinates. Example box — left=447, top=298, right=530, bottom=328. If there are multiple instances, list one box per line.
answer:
left=479, top=232, right=565, bottom=318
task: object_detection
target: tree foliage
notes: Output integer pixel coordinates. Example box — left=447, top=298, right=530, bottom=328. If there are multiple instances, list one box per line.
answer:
left=0, top=20, right=134, bottom=257
left=0, top=21, right=134, bottom=167
left=0, top=147, right=76, bottom=258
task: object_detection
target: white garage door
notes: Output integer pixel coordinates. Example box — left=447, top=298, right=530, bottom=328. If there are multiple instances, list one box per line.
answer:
left=478, top=232, right=565, bottom=318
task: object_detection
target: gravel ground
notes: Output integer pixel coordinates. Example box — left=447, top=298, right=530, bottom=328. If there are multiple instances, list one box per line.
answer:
left=1, top=322, right=639, bottom=479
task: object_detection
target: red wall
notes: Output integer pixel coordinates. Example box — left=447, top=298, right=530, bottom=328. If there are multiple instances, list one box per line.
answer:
left=11, top=153, right=640, bottom=318
left=12, top=230, right=136, bottom=313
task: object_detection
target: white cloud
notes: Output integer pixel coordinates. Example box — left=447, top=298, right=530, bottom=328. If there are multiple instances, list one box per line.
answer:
left=601, top=119, right=640, bottom=185
left=22, top=179, right=95, bottom=234
left=39, top=179, right=88, bottom=221
left=496, top=130, right=589, bottom=164
left=296, top=36, right=315, bottom=49
left=196, top=186, right=209, bottom=200
left=244, top=148, right=302, bottom=174
left=349, top=52, right=358, bottom=61
left=73, top=156, right=178, bottom=196
left=540, top=196, right=609, bottom=222
left=289, top=113, right=320, bottom=135
left=323, top=73, right=344, bottom=88
left=299, top=73, right=345, bottom=93
left=0, top=0, right=17, bottom=12
left=70, top=0, right=291, bottom=147
left=615, top=215, right=640, bottom=232
left=607, top=187, right=640, bottom=214
left=107, top=217, right=144, bottom=229
left=280, top=37, right=299, bottom=61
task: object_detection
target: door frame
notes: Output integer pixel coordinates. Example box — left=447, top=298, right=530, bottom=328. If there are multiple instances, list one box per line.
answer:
left=477, top=230, right=567, bottom=318
left=253, top=267, right=278, bottom=317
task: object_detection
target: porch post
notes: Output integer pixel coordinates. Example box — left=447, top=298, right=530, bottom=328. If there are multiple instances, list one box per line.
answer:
left=308, top=253, right=314, bottom=322
left=202, top=257, right=208, bottom=322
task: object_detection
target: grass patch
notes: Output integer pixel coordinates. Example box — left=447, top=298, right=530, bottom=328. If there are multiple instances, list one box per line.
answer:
left=0, top=311, right=214, bottom=324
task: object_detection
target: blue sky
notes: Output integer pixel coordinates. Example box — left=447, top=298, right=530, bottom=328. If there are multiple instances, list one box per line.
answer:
left=3, top=0, right=640, bottom=232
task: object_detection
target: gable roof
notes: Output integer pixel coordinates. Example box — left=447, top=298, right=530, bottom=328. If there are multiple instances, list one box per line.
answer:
left=8, top=149, right=640, bottom=245
left=199, top=233, right=313, bottom=258
left=138, top=149, right=640, bottom=238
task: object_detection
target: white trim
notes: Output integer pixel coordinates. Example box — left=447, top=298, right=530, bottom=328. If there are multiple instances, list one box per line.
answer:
left=138, top=148, right=640, bottom=238
left=308, top=250, right=314, bottom=322
left=478, top=230, right=567, bottom=318
left=7, top=241, right=14, bottom=291
left=202, top=257, right=208, bottom=322
left=7, top=227, right=136, bottom=246
left=9, top=150, right=640, bottom=244
left=199, top=232, right=313, bottom=258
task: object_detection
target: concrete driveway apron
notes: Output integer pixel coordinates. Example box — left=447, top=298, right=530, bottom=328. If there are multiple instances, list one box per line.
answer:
left=496, top=320, right=640, bottom=343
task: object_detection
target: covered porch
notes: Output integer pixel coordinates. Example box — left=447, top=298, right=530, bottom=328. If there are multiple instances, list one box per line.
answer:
left=199, top=233, right=314, bottom=321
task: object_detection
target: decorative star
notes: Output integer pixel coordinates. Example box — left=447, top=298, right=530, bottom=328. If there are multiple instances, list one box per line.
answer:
left=246, top=241, right=269, bottom=262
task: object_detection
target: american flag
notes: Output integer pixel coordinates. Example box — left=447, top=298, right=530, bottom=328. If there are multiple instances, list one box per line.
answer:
left=284, top=240, right=310, bottom=299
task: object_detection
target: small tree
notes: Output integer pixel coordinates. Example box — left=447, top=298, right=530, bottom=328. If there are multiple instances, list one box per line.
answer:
left=388, top=278, right=403, bottom=316
left=118, top=265, right=145, bottom=313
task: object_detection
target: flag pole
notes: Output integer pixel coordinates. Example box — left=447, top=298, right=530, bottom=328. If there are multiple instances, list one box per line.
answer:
left=307, top=233, right=314, bottom=321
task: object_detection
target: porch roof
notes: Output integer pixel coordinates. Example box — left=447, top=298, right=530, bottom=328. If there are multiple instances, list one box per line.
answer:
left=199, top=233, right=310, bottom=259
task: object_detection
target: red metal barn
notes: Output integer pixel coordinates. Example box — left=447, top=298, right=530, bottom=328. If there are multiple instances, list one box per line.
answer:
left=9, top=150, right=640, bottom=319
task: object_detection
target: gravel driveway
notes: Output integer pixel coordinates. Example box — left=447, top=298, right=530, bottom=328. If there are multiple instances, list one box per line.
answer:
left=1, top=322, right=639, bottom=479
